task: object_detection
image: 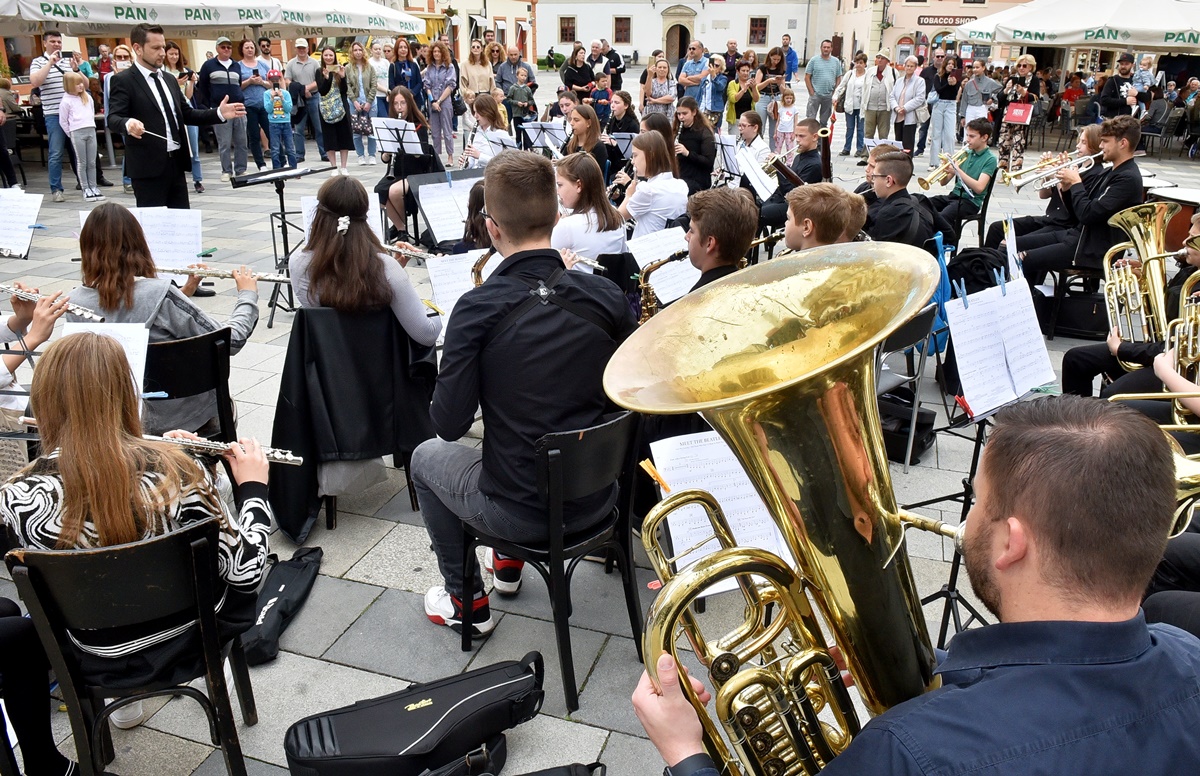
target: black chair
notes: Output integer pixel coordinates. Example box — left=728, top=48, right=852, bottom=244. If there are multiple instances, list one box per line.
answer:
left=5, top=519, right=257, bottom=776
left=142, top=327, right=236, bottom=443
left=459, top=411, right=644, bottom=712
left=1154, top=108, right=1187, bottom=160
left=1, top=121, right=26, bottom=188
left=876, top=304, right=938, bottom=473
left=956, top=173, right=998, bottom=249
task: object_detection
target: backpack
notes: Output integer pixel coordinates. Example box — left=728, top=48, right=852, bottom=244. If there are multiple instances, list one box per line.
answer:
left=320, top=85, right=346, bottom=124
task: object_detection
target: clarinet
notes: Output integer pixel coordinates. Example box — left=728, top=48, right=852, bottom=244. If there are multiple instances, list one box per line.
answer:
left=458, top=125, right=479, bottom=168
left=607, top=159, right=635, bottom=204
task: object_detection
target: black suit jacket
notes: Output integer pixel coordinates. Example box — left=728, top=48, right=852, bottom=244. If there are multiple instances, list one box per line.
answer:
left=106, top=66, right=223, bottom=178
left=866, top=189, right=933, bottom=245
left=1068, top=158, right=1142, bottom=266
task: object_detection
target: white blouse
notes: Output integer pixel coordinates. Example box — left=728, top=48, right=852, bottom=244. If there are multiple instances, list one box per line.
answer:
left=627, top=172, right=689, bottom=240
left=551, top=211, right=629, bottom=263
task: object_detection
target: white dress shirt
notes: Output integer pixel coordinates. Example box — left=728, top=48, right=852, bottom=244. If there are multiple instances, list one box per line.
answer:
left=627, top=172, right=689, bottom=239
left=551, top=211, right=628, bottom=262
left=131, top=59, right=181, bottom=152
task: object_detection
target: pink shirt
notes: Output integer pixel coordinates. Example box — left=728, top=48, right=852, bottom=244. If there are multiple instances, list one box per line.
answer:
left=57, top=92, right=96, bottom=134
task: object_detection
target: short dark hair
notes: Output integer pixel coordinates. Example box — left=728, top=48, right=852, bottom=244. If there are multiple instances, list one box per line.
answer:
left=966, top=117, right=993, bottom=138
left=485, top=151, right=557, bottom=243
left=42, top=31, right=61, bottom=41
left=258, top=36, right=271, bottom=46
left=983, top=395, right=1175, bottom=605
left=1101, top=114, right=1142, bottom=151
left=688, top=188, right=758, bottom=265
left=875, top=151, right=913, bottom=186
left=796, top=117, right=822, bottom=136
left=130, top=23, right=165, bottom=47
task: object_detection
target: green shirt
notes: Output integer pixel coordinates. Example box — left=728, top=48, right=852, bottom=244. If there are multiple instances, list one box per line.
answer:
left=953, top=146, right=998, bottom=208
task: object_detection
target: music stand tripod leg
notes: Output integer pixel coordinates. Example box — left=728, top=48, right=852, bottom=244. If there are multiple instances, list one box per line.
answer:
left=266, top=178, right=297, bottom=328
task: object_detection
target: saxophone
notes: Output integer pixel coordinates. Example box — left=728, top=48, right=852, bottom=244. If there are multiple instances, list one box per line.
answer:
left=471, top=248, right=496, bottom=287
left=637, top=248, right=689, bottom=324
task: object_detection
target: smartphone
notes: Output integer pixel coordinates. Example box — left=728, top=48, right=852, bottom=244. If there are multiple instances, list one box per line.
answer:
left=60, top=51, right=74, bottom=60
left=950, top=68, right=963, bottom=82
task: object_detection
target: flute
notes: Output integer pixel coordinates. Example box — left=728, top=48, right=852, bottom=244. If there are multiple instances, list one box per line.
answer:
left=0, top=283, right=104, bottom=322
left=184, top=267, right=291, bottom=284
left=383, top=243, right=443, bottom=263
left=17, top=417, right=303, bottom=465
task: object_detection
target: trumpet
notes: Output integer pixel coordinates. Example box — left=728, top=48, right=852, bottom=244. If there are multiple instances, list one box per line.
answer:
left=1017, top=152, right=1102, bottom=192
left=383, top=243, right=443, bottom=264
left=761, top=145, right=795, bottom=177
left=183, top=267, right=291, bottom=284
left=1002, top=151, right=1075, bottom=186
left=637, top=248, right=688, bottom=324
left=0, top=283, right=104, bottom=322
left=744, top=230, right=786, bottom=267
left=918, top=149, right=969, bottom=190
left=16, top=417, right=303, bottom=466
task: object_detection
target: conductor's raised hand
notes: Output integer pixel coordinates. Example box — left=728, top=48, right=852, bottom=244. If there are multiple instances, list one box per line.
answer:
left=218, top=96, right=247, bottom=120
left=231, top=265, right=258, bottom=293
left=225, top=437, right=269, bottom=485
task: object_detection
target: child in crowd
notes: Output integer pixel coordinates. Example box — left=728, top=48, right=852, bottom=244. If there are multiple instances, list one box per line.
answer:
left=507, top=67, right=537, bottom=150
left=491, top=87, right=509, bottom=127
left=774, top=88, right=798, bottom=163
left=59, top=71, right=102, bottom=201
left=264, top=69, right=296, bottom=169
left=591, top=73, right=613, bottom=126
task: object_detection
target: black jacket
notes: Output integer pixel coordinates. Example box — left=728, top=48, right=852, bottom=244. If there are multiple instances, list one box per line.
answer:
left=106, top=66, right=222, bottom=178
left=866, top=189, right=934, bottom=245
left=433, top=249, right=637, bottom=526
left=1068, top=158, right=1142, bottom=266
left=269, top=308, right=436, bottom=543
left=1100, top=74, right=1136, bottom=118
left=677, top=124, right=716, bottom=195
left=766, top=148, right=823, bottom=206
left=608, top=112, right=639, bottom=134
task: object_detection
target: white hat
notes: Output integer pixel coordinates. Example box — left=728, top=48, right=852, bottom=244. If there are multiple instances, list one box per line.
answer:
left=294, top=38, right=309, bottom=48
left=876, top=48, right=892, bottom=61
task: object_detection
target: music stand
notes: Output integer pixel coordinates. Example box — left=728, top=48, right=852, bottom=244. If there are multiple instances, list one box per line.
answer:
left=521, top=122, right=554, bottom=154
left=714, top=135, right=740, bottom=187
left=409, top=169, right=486, bottom=249
left=373, top=118, right=428, bottom=239
left=230, top=165, right=334, bottom=328
left=609, top=132, right=636, bottom=160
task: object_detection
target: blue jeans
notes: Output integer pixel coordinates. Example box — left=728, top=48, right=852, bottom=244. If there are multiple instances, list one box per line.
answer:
left=756, top=93, right=780, bottom=150
left=352, top=102, right=377, bottom=158
left=243, top=102, right=268, bottom=168
left=186, top=124, right=202, bottom=183
left=268, top=122, right=296, bottom=168
left=929, top=101, right=958, bottom=167
left=45, top=113, right=66, bottom=193
left=842, top=109, right=865, bottom=154
left=293, top=95, right=325, bottom=160
left=375, top=96, right=388, bottom=118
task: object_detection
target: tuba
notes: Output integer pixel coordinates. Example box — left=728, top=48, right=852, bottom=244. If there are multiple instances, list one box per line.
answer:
left=637, top=248, right=689, bottom=324
left=1104, top=202, right=1183, bottom=370
left=605, top=244, right=951, bottom=775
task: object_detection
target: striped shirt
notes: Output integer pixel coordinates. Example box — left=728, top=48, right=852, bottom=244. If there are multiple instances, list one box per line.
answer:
left=30, top=55, right=71, bottom=114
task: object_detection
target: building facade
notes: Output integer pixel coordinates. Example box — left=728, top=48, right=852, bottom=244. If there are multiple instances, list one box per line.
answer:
left=535, top=0, right=829, bottom=66
left=833, top=0, right=1030, bottom=65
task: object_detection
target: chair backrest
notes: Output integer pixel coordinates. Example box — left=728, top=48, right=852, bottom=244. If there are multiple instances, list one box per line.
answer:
left=977, top=171, right=998, bottom=222
left=535, top=411, right=639, bottom=504
left=143, top=328, right=234, bottom=442
left=4, top=519, right=220, bottom=632
left=1164, top=108, right=1186, bottom=134
left=1073, top=96, right=1093, bottom=119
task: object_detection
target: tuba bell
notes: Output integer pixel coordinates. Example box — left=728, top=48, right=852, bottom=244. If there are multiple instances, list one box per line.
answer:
left=605, top=244, right=948, bottom=775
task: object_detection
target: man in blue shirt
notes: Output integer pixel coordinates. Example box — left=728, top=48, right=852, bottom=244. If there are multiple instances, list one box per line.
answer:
left=635, top=395, right=1200, bottom=776
left=677, top=41, right=708, bottom=102
left=804, top=40, right=843, bottom=126
left=781, top=34, right=799, bottom=83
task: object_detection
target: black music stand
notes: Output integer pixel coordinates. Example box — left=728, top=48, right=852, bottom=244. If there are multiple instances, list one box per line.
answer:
left=714, top=136, right=740, bottom=188
left=230, top=165, right=333, bottom=328
left=902, top=410, right=992, bottom=649
left=409, top=169, right=486, bottom=249
left=373, top=120, right=429, bottom=239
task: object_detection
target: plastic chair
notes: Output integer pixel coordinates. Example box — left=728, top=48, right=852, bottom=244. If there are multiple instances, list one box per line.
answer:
left=876, top=304, right=938, bottom=473
left=956, top=173, right=998, bottom=249
left=459, top=411, right=644, bottom=713
left=5, top=519, right=257, bottom=776
left=142, top=327, right=236, bottom=443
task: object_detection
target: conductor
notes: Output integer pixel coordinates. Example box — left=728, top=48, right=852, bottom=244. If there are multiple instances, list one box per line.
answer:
left=107, top=23, right=245, bottom=208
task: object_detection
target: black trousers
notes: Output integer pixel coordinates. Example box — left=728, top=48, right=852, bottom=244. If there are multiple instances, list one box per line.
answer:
left=894, top=121, right=917, bottom=153
left=928, top=193, right=979, bottom=247
left=1145, top=530, right=1200, bottom=640
left=1, top=598, right=65, bottom=772
left=132, top=150, right=191, bottom=209
left=1060, top=343, right=1163, bottom=398
left=984, top=214, right=1055, bottom=250
left=1017, top=227, right=1080, bottom=286
left=0, top=129, right=15, bottom=187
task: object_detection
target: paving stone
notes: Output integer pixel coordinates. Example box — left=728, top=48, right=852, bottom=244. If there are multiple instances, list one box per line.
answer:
left=323, top=588, right=478, bottom=682
left=147, top=651, right=406, bottom=767
left=94, top=725, right=212, bottom=776
left=342, top=522, right=445, bottom=593
left=503, top=714, right=609, bottom=774
left=373, top=486, right=423, bottom=525
left=191, top=750, right=289, bottom=775
left=277, top=574, right=384, bottom=659
left=471, top=612, right=607, bottom=718
left=271, top=513, right=395, bottom=579
left=598, top=731, right=663, bottom=776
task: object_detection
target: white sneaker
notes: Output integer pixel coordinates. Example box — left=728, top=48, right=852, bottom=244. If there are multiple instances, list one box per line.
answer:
left=257, top=165, right=266, bottom=172
left=53, top=191, right=65, bottom=203
left=424, top=585, right=495, bottom=637
left=340, top=167, right=351, bottom=176
left=330, top=168, right=341, bottom=178
left=108, top=699, right=145, bottom=729
left=220, top=172, right=231, bottom=182
left=368, top=155, right=378, bottom=165
left=356, top=155, right=368, bottom=166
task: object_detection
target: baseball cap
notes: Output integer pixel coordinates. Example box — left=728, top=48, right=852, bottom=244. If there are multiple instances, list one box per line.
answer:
left=215, top=36, right=232, bottom=47
left=267, top=69, right=283, bottom=81
left=295, top=38, right=309, bottom=48
left=1118, top=52, right=1135, bottom=63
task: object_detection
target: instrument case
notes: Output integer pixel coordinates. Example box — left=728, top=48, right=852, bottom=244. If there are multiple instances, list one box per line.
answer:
left=284, top=651, right=544, bottom=776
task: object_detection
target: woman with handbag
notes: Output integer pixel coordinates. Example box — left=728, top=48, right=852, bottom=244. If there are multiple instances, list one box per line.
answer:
left=423, top=42, right=458, bottom=168
left=388, top=39, right=426, bottom=111
left=833, top=53, right=868, bottom=157
left=346, top=42, right=378, bottom=166
left=316, top=46, right=353, bottom=176
left=890, top=55, right=926, bottom=153
left=928, top=54, right=963, bottom=171
left=996, top=54, right=1041, bottom=171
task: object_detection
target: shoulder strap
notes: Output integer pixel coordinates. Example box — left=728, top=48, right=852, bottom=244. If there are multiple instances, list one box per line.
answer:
left=483, top=268, right=614, bottom=346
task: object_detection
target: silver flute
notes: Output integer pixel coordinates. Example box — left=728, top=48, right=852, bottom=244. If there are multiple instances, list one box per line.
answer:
left=18, top=417, right=303, bottom=465
left=0, top=283, right=104, bottom=321
left=184, top=267, right=291, bottom=284
left=383, top=243, right=444, bottom=263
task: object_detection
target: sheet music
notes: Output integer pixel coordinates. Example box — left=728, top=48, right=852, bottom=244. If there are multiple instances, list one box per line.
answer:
left=1005, top=215, right=1021, bottom=279
left=650, top=431, right=793, bottom=596
left=0, top=192, right=42, bottom=257
left=715, top=135, right=739, bottom=174
left=628, top=227, right=698, bottom=305
left=945, top=283, right=1054, bottom=417
left=136, top=207, right=202, bottom=270
left=542, top=121, right=569, bottom=147
left=736, top=147, right=778, bottom=201
left=62, top=322, right=150, bottom=400
left=372, top=118, right=424, bottom=155
left=610, top=132, right=636, bottom=159
left=300, top=196, right=385, bottom=245
left=521, top=122, right=549, bottom=148
left=484, top=129, right=518, bottom=151
left=424, top=249, right=497, bottom=335
left=417, top=182, right=473, bottom=244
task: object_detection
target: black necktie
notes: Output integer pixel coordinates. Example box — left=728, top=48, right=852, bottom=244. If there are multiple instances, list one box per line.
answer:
left=151, top=71, right=181, bottom=143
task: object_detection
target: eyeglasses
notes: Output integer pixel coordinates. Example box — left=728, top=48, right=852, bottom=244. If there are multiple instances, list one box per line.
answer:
left=479, top=207, right=492, bottom=222
left=865, top=173, right=889, bottom=180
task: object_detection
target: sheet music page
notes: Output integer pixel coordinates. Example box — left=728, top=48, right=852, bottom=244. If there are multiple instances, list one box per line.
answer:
left=715, top=135, right=740, bottom=175
left=521, top=122, right=547, bottom=148
left=1005, top=215, right=1022, bottom=279
left=0, top=193, right=42, bottom=256
left=944, top=286, right=1018, bottom=416
left=417, top=182, right=470, bottom=244
left=650, top=431, right=792, bottom=596
left=62, top=322, right=150, bottom=397
left=628, top=227, right=699, bottom=304
left=424, top=249, right=497, bottom=332
left=610, top=132, right=637, bottom=159
left=999, top=280, right=1056, bottom=394
left=542, top=121, right=569, bottom=146
left=484, top=129, right=518, bottom=151
left=737, top=147, right=778, bottom=201
left=371, top=117, right=410, bottom=153
left=136, top=207, right=202, bottom=270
